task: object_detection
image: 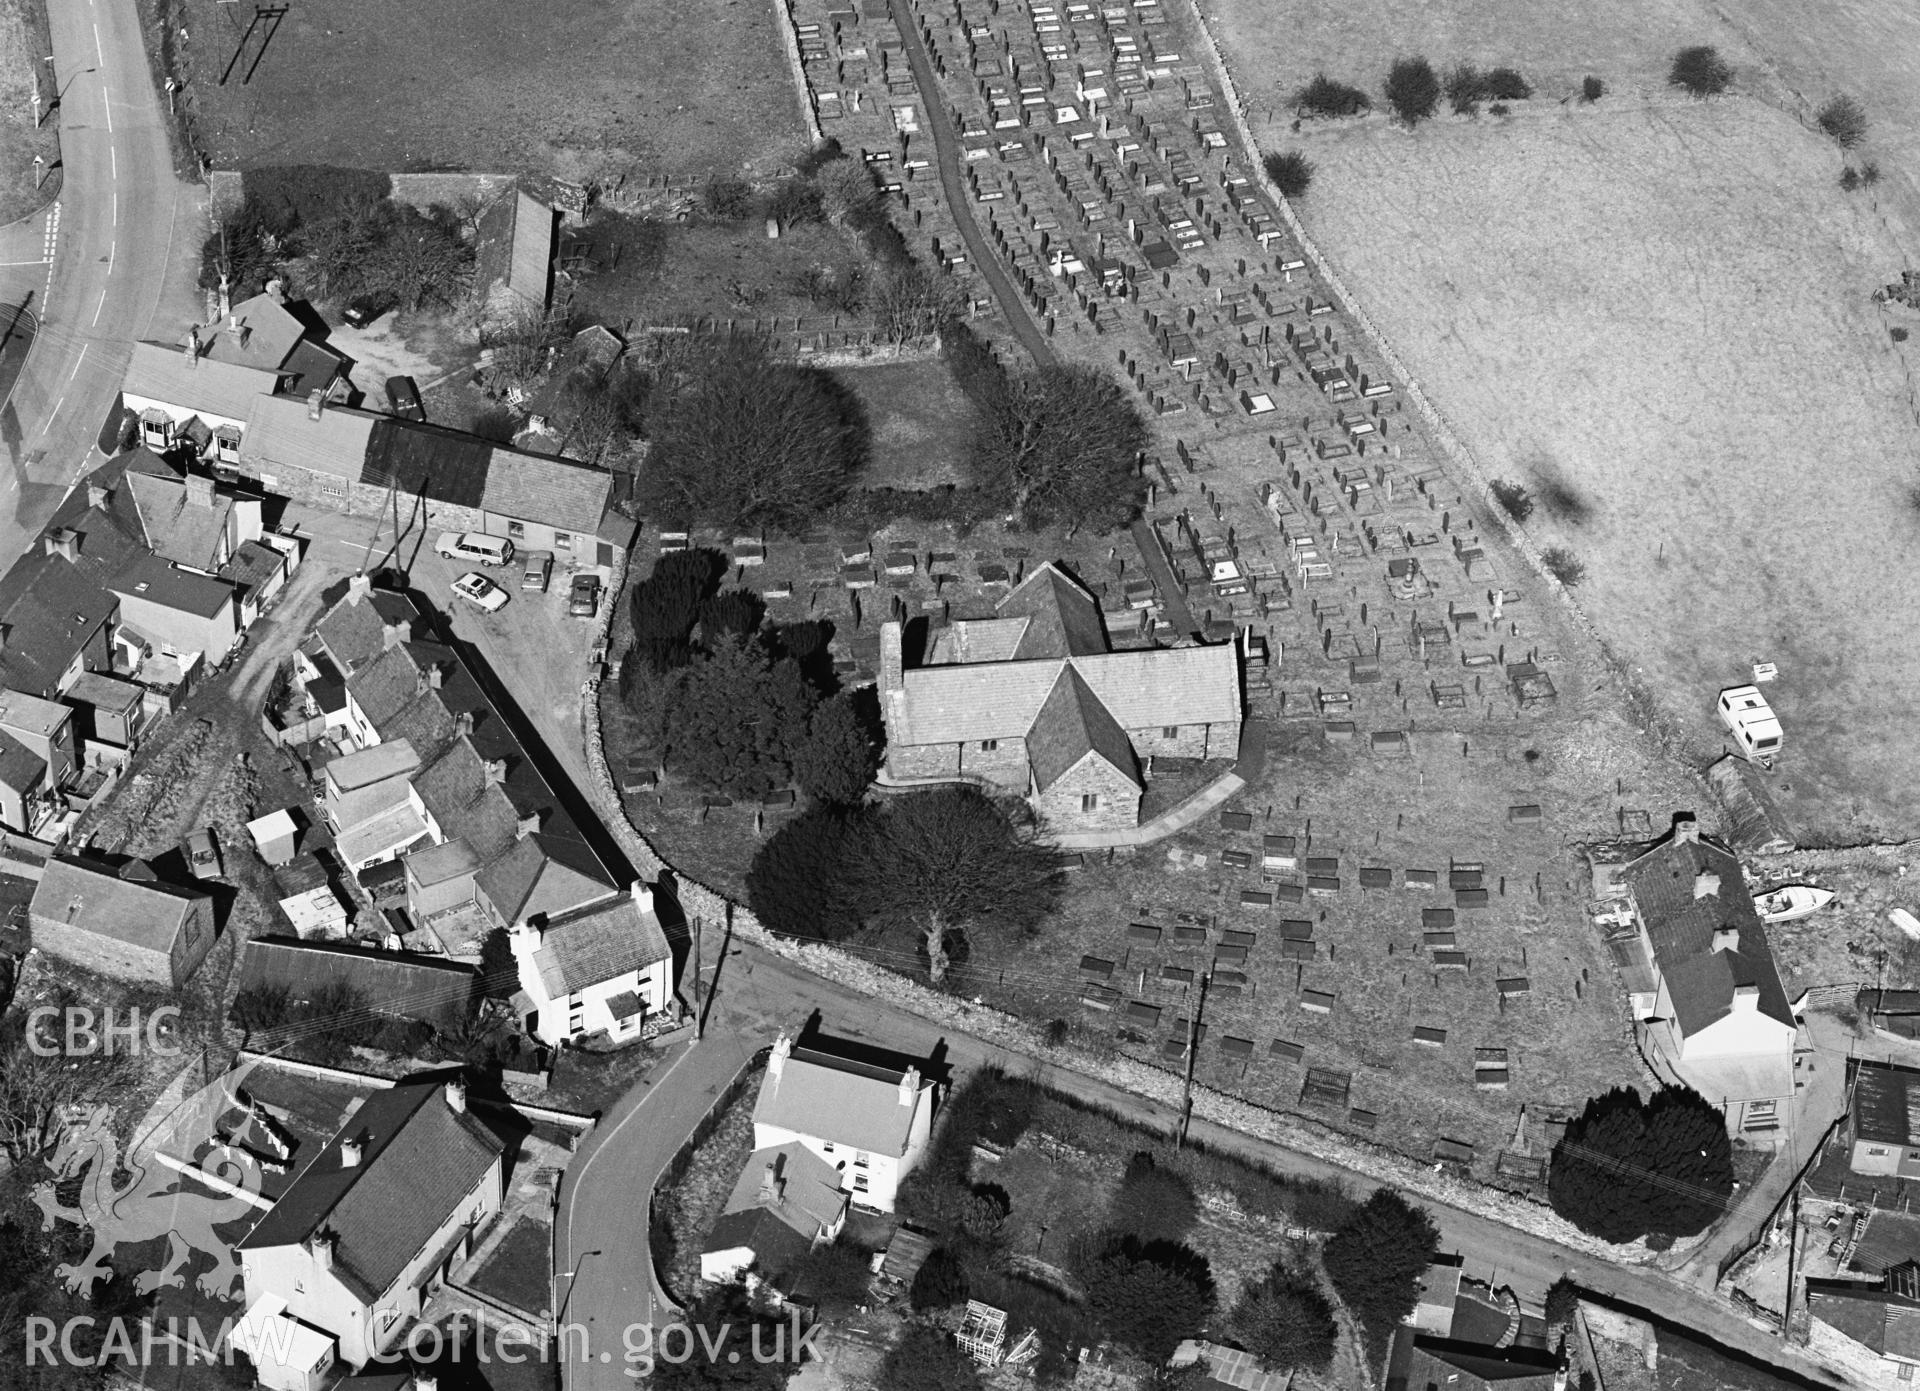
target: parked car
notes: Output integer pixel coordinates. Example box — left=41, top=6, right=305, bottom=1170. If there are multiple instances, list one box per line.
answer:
left=384, top=375, right=425, bottom=421
left=452, top=572, right=510, bottom=613
left=521, top=550, right=554, bottom=592
left=341, top=295, right=393, bottom=329
left=180, top=828, right=223, bottom=880
left=435, top=532, right=514, bottom=567
left=568, top=573, right=602, bottom=618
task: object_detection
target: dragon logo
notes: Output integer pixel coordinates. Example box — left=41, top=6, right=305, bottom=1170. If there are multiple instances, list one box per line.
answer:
left=31, top=1056, right=269, bottom=1300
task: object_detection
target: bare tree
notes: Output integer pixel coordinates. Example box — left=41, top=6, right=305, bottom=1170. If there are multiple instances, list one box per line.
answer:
left=478, top=301, right=576, bottom=400
left=635, top=332, right=869, bottom=531
left=969, top=363, right=1148, bottom=534
left=852, top=787, right=1065, bottom=985
left=0, top=1025, right=133, bottom=1167
left=872, top=264, right=968, bottom=344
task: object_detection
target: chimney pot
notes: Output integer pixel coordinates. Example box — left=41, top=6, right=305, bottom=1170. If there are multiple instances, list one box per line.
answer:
left=307, top=388, right=324, bottom=422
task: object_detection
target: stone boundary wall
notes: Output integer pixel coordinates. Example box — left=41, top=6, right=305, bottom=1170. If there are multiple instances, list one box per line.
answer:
left=1180, top=4, right=1709, bottom=772
left=775, top=0, right=826, bottom=147
left=579, top=581, right=1649, bottom=1262
left=207, top=170, right=517, bottom=223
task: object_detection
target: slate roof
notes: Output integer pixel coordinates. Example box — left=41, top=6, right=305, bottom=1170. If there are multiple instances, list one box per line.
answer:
left=362, top=418, right=492, bottom=508
left=199, top=293, right=309, bottom=373
left=111, top=554, right=237, bottom=620
left=0, top=728, right=45, bottom=794
left=312, top=586, right=418, bottom=673
left=236, top=1077, right=504, bottom=1304
left=121, top=341, right=282, bottom=421
left=240, top=393, right=379, bottom=482
left=30, top=853, right=206, bottom=954
left=995, top=563, right=1109, bottom=659
left=1620, top=826, right=1794, bottom=1037
left=482, top=448, right=613, bottom=534
left=235, top=937, right=477, bottom=1030
left=720, top=1142, right=847, bottom=1237
left=1385, top=1329, right=1560, bottom=1391
left=525, top=889, right=669, bottom=996
left=702, top=1206, right=814, bottom=1286
left=477, top=190, right=558, bottom=309
left=0, top=456, right=153, bottom=696
left=1808, top=1269, right=1920, bottom=1362
left=928, top=617, right=1031, bottom=664
left=1027, top=664, right=1140, bottom=791
left=334, top=800, right=433, bottom=867
left=754, top=1044, right=931, bottom=1157
left=219, top=541, right=287, bottom=599
left=481, top=832, right=616, bottom=927
left=278, top=339, right=349, bottom=400
left=124, top=466, right=238, bottom=571
left=1851, top=1060, right=1920, bottom=1149
left=896, top=644, right=1240, bottom=744
left=271, top=852, right=331, bottom=898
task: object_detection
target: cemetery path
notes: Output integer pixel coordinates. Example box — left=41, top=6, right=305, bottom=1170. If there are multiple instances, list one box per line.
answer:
left=886, top=0, right=1055, bottom=369
left=1130, top=517, right=1200, bottom=634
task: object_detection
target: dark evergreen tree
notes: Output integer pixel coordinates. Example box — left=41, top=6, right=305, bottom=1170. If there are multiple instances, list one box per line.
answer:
left=1230, top=1263, right=1337, bottom=1372
left=1321, top=1188, right=1439, bottom=1358
left=745, top=806, right=867, bottom=941
left=793, top=694, right=879, bottom=806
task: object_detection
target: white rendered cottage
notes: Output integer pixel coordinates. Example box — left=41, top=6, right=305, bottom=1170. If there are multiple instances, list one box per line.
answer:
left=750, top=1035, right=937, bottom=1212
left=508, top=882, right=673, bottom=1045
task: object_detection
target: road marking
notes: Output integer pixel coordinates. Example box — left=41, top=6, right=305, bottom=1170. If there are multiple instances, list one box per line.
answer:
left=94, top=23, right=104, bottom=68
left=111, top=189, right=116, bottom=224
left=105, top=100, right=112, bottom=135
left=68, top=345, right=87, bottom=382
left=106, top=238, right=114, bottom=274
left=0, top=260, right=48, bottom=268
left=92, top=287, right=106, bottom=326
left=42, top=395, right=65, bottom=434
left=110, top=146, right=116, bottom=180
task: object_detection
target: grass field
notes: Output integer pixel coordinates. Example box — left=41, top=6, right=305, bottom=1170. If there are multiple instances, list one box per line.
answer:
left=1278, top=97, right=1920, bottom=844
left=837, top=358, right=979, bottom=491
left=171, top=0, right=804, bottom=177
left=0, top=0, right=57, bottom=226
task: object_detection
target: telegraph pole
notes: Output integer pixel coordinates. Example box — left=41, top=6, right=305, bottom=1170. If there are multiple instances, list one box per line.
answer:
left=1176, top=971, right=1209, bottom=1150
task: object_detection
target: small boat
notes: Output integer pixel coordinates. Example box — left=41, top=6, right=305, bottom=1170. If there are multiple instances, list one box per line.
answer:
left=1753, top=885, right=1835, bottom=922
left=1892, top=909, right=1920, bottom=942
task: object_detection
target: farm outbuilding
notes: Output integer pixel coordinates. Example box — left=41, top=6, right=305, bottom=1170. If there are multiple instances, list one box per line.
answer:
left=1705, top=755, right=1795, bottom=855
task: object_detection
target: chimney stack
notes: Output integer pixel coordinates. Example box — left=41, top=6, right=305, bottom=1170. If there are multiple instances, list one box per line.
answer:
left=1731, top=983, right=1760, bottom=1011
left=769, top=1033, right=792, bottom=1081
left=631, top=881, right=654, bottom=915
left=43, top=529, right=78, bottom=562
left=186, top=327, right=201, bottom=366
left=1711, top=926, right=1740, bottom=954
left=413, top=1377, right=438, bottom=1391
left=445, top=1079, right=467, bottom=1114
left=899, top=1065, right=920, bottom=1108
left=186, top=474, right=216, bottom=509
left=87, top=483, right=109, bottom=510
left=454, top=710, right=475, bottom=738
left=515, top=812, right=539, bottom=840
left=307, top=1229, right=336, bottom=1270
left=484, top=758, right=507, bottom=784
left=427, top=664, right=444, bottom=689
left=382, top=618, right=412, bottom=650
left=307, top=388, right=324, bottom=422
left=346, top=574, right=372, bottom=606
left=267, top=277, right=285, bottom=303
left=1693, top=870, right=1721, bottom=901
left=1672, top=814, right=1699, bottom=845
left=340, top=1134, right=363, bottom=1168
left=219, top=273, right=231, bottom=325
left=759, top=1159, right=783, bottom=1206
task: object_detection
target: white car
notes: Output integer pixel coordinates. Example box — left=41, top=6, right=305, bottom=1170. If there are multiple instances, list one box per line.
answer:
left=452, top=572, right=509, bottom=613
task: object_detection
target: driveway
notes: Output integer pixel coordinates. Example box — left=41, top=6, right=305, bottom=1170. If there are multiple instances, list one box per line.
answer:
left=0, top=0, right=203, bottom=569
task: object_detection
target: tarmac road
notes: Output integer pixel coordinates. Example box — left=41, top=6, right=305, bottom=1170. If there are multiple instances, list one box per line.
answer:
left=0, top=0, right=203, bottom=567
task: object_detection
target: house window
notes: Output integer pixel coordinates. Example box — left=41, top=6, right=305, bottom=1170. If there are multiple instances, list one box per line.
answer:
left=506, top=521, right=526, bottom=540
left=1163, top=726, right=1179, bottom=739
left=822, top=1142, right=835, bottom=1154
left=1081, top=794, right=1099, bottom=813
left=1869, top=1146, right=1890, bottom=1156
left=854, top=1151, right=870, bottom=1169
left=555, top=531, right=573, bottom=550
left=979, top=739, right=998, bottom=752
left=852, top=1174, right=870, bottom=1193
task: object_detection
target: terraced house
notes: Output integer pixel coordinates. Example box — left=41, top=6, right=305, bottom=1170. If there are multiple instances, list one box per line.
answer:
left=877, top=562, right=1242, bottom=831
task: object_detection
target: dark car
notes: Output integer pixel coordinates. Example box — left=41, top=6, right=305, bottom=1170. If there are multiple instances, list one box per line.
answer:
left=569, top=573, right=601, bottom=618
left=384, top=375, right=425, bottom=421
left=341, top=295, right=393, bottom=329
